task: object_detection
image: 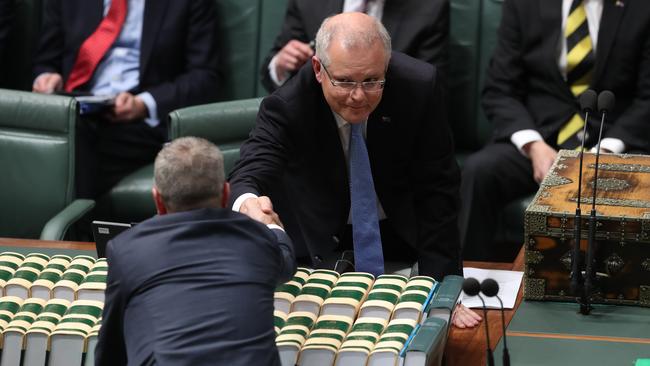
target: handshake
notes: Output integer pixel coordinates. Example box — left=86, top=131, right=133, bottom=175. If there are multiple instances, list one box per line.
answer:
left=239, top=196, right=284, bottom=228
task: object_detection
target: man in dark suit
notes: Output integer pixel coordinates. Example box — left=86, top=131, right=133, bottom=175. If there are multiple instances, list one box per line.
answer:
left=0, top=0, right=13, bottom=63
left=96, top=137, right=295, bottom=366
left=460, top=0, right=650, bottom=260
left=260, top=0, right=448, bottom=92
left=32, top=0, right=220, bottom=198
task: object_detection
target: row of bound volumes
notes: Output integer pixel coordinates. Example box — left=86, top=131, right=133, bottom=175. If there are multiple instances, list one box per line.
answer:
left=0, top=296, right=103, bottom=366
left=273, top=268, right=464, bottom=366
left=0, top=252, right=107, bottom=302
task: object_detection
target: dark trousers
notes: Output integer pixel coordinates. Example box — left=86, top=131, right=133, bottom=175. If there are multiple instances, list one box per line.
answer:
left=459, top=142, right=538, bottom=261
left=75, top=117, right=167, bottom=199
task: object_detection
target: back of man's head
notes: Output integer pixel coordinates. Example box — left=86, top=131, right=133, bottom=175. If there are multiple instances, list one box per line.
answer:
left=154, top=137, right=225, bottom=213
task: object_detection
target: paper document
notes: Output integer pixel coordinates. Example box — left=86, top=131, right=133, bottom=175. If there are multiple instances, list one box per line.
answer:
left=461, top=267, right=524, bottom=309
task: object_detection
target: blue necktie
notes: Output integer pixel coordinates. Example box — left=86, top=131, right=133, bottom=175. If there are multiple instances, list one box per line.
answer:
left=349, top=123, right=384, bottom=276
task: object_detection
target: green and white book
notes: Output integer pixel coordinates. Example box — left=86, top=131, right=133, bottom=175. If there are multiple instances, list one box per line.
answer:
left=22, top=298, right=70, bottom=366
left=425, top=275, right=463, bottom=325
left=367, top=318, right=418, bottom=366
left=77, top=272, right=107, bottom=302
left=0, top=297, right=46, bottom=366
left=392, top=276, right=437, bottom=323
left=83, top=319, right=102, bottom=366
left=275, top=267, right=311, bottom=314
left=0, top=296, right=24, bottom=333
left=0, top=252, right=25, bottom=289
left=298, top=314, right=353, bottom=366
left=47, top=299, right=103, bottom=366
left=334, top=317, right=387, bottom=366
left=30, top=255, right=72, bottom=300
left=51, top=256, right=95, bottom=301
left=274, top=310, right=287, bottom=335
left=276, top=311, right=317, bottom=366
left=359, top=274, right=409, bottom=320
left=4, top=253, right=50, bottom=299
left=403, top=316, right=447, bottom=366
left=291, top=269, right=339, bottom=316
left=321, top=272, right=374, bottom=319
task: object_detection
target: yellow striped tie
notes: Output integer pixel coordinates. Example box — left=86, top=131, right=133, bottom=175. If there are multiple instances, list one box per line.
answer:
left=557, top=0, right=595, bottom=149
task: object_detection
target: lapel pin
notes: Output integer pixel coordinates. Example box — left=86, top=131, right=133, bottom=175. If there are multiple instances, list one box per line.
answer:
left=381, top=116, right=391, bottom=123
left=615, top=0, right=624, bottom=7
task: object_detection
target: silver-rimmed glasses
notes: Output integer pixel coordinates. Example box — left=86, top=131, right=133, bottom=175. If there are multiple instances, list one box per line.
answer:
left=320, top=62, right=386, bottom=92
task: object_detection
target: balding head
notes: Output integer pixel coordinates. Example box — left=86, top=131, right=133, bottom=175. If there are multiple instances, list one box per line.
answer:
left=315, top=12, right=392, bottom=68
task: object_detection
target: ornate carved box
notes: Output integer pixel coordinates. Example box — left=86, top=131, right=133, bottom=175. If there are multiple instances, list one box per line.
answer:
left=524, top=150, right=650, bottom=307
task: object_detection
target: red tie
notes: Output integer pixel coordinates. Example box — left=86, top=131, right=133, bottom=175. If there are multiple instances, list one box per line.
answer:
left=65, top=0, right=128, bottom=92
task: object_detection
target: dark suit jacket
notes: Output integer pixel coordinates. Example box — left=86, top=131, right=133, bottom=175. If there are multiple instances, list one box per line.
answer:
left=260, top=0, right=449, bottom=92
left=230, top=52, right=461, bottom=280
left=483, top=0, right=650, bottom=152
left=33, top=0, right=220, bottom=121
left=95, top=208, right=295, bottom=366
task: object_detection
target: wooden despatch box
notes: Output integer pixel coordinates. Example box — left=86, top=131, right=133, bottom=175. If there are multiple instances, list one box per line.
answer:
left=524, top=150, right=650, bottom=307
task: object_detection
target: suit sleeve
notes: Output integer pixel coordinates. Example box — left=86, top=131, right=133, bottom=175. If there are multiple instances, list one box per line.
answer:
left=259, top=0, right=310, bottom=93
left=270, top=227, right=297, bottom=283
left=144, top=0, right=220, bottom=120
left=414, top=67, right=462, bottom=279
left=481, top=0, right=538, bottom=141
left=95, top=241, right=128, bottom=366
left=228, top=94, right=294, bottom=206
left=32, top=0, right=64, bottom=78
left=604, top=25, right=650, bottom=151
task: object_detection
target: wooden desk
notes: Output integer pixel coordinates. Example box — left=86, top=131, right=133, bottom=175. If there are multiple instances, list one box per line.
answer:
left=0, top=237, right=95, bottom=250
left=446, top=248, right=525, bottom=366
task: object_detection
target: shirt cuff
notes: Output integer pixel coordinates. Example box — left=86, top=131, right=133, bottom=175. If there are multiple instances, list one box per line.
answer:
left=592, top=138, right=625, bottom=154
left=511, top=129, right=544, bottom=157
left=137, top=92, right=159, bottom=128
left=232, top=192, right=259, bottom=212
left=268, top=54, right=289, bottom=87
left=267, top=224, right=285, bottom=232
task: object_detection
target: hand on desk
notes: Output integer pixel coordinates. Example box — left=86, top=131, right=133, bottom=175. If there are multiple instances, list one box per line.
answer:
left=452, top=303, right=482, bottom=328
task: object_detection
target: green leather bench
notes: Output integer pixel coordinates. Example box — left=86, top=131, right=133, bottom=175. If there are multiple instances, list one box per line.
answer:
left=0, top=89, right=94, bottom=240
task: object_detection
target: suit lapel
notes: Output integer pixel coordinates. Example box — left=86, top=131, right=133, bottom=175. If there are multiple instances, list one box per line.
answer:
left=593, top=0, right=626, bottom=83
left=83, top=1, right=104, bottom=39
left=140, top=0, right=170, bottom=76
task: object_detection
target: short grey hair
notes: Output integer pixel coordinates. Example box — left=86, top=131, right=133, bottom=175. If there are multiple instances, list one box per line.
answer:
left=315, top=15, right=392, bottom=67
left=154, top=137, right=225, bottom=212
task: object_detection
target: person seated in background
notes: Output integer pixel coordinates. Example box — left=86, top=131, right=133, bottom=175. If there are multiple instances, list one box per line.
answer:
left=95, top=137, right=295, bottom=366
left=260, top=0, right=449, bottom=93
left=459, top=0, right=650, bottom=261
left=32, top=0, right=220, bottom=199
left=230, top=12, right=480, bottom=328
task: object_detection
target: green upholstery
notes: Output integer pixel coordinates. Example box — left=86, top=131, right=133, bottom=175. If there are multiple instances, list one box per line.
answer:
left=256, top=0, right=289, bottom=96
left=215, top=0, right=262, bottom=100
left=106, top=98, right=262, bottom=223
left=0, top=89, right=94, bottom=240
left=0, top=0, right=42, bottom=90
left=169, top=97, right=262, bottom=173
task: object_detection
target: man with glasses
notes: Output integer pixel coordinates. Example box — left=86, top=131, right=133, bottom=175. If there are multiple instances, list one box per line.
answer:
left=230, top=12, right=480, bottom=328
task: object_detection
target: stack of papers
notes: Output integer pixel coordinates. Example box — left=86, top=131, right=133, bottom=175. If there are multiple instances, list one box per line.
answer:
left=461, top=267, right=524, bottom=309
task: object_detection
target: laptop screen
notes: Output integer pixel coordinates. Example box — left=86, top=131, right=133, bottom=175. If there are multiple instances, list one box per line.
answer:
left=91, top=220, right=132, bottom=258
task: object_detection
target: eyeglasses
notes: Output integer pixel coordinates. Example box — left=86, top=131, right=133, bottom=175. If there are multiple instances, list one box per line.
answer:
left=320, top=63, right=385, bottom=92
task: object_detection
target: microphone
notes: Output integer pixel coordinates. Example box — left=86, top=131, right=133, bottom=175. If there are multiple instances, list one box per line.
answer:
left=583, top=90, right=615, bottom=314
left=481, top=279, right=510, bottom=366
left=463, top=278, right=494, bottom=366
left=571, top=90, right=597, bottom=307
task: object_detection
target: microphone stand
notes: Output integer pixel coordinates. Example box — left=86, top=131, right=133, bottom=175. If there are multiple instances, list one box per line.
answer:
left=495, top=296, right=510, bottom=366
left=477, top=294, right=495, bottom=366
left=571, top=106, right=590, bottom=311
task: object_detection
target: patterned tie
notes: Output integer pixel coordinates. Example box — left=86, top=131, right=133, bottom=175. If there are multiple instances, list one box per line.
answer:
left=557, top=0, right=595, bottom=149
left=349, top=123, right=384, bottom=276
left=65, top=0, right=128, bottom=92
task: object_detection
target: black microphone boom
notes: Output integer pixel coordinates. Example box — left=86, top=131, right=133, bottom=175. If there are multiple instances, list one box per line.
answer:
left=481, top=279, right=510, bottom=366
left=583, top=90, right=615, bottom=315
left=463, top=278, right=494, bottom=366
left=572, top=90, right=597, bottom=310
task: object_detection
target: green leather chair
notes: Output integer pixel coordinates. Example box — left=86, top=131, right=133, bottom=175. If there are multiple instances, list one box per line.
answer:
left=0, top=89, right=94, bottom=240
left=106, top=98, right=263, bottom=223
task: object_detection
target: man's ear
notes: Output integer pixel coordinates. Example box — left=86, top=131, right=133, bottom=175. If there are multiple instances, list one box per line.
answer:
left=221, top=182, right=230, bottom=208
left=152, top=187, right=168, bottom=215
left=312, top=57, right=323, bottom=83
